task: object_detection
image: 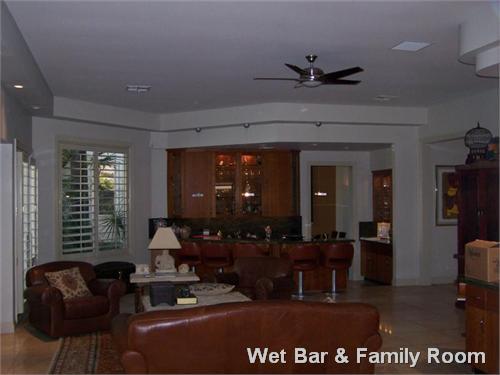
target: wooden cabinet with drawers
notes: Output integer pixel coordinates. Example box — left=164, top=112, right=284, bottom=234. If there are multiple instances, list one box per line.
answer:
left=465, top=283, right=499, bottom=374
left=360, top=239, right=392, bottom=285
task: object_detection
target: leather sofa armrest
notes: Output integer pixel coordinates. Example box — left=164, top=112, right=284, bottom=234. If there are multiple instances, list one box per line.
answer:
left=88, top=278, right=126, bottom=298
left=359, top=333, right=383, bottom=373
left=255, top=276, right=294, bottom=300
left=121, top=350, right=147, bottom=374
left=24, top=285, right=47, bottom=303
left=215, top=272, right=239, bottom=286
left=25, top=285, right=63, bottom=307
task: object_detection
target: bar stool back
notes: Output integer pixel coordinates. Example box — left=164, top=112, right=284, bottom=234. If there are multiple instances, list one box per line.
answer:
left=177, top=242, right=202, bottom=272
left=201, top=243, right=232, bottom=273
left=288, top=244, right=320, bottom=298
left=233, top=243, right=270, bottom=258
left=322, top=243, right=354, bottom=295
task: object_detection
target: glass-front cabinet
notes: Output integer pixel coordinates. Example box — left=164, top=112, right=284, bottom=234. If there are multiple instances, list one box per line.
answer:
left=215, top=153, right=236, bottom=216
left=240, top=153, right=262, bottom=215
left=214, top=152, right=263, bottom=216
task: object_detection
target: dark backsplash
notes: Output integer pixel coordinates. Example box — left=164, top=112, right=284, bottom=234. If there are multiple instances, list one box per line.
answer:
left=149, top=216, right=302, bottom=240
left=359, top=221, right=377, bottom=238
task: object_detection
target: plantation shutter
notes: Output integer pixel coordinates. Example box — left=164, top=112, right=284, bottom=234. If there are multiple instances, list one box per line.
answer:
left=60, top=145, right=128, bottom=255
left=22, top=159, right=38, bottom=273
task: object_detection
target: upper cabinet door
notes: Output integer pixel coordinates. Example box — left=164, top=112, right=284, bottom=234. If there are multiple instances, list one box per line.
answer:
left=372, top=169, right=392, bottom=223
left=262, top=151, right=296, bottom=217
left=182, top=151, right=215, bottom=218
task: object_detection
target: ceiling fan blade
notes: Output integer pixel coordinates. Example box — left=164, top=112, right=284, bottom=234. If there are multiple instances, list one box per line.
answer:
left=254, top=77, right=300, bottom=81
left=284, top=63, right=306, bottom=75
left=322, top=79, right=361, bottom=85
left=320, top=66, right=364, bottom=80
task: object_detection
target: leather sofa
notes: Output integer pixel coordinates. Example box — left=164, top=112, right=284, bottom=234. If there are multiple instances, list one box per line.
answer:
left=112, top=301, right=382, bottom=373
left=25, top=261, right=126, bottom=337
left=215, top=257, right=294, bottom=299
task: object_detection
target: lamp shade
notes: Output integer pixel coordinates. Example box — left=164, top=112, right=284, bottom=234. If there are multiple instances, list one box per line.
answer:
left=148, top=227, right=181, bottom=250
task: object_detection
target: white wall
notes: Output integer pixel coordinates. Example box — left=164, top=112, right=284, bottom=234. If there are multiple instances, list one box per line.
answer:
left=0, top=88, right=33, bottom=153
left=335, top=166, right=353, bottom=239
left=0, top=145, right=15, bottom=333
left=0, top=88, right=33, bottom=333
left=32, top=117, right=152, bottom=265
left=300, top=151, right=371, bottom=280
left=421, top=89, right=498, bottom=140
left=420, top=88, right=499, bottom=285
left=370, top=148, right=393, bottom=171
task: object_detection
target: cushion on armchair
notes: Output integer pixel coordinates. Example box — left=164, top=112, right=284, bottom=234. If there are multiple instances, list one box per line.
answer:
left=45, top=267, right=92, bottom=300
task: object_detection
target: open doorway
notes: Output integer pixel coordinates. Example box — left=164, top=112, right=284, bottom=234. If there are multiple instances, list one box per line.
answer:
left=311, top=165, right=353, bottom=240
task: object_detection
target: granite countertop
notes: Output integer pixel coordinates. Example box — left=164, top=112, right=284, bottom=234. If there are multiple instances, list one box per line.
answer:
left=181, top=237, right=355, bottom=244
left=360, top=237, right=392, bottom=245
left=460, top=276, right=499, bottom=290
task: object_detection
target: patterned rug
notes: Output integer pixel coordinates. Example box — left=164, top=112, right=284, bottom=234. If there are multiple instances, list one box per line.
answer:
left=48, top=331, right=124, bottom=374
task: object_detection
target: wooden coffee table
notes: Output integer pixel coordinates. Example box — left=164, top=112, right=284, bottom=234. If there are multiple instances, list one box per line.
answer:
left=130, top=272, right=200, bottom=312
left=141, top=291, right=251, bottom=311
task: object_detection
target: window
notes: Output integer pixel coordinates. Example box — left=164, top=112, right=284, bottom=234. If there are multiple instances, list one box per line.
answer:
left=60, top=144, right=129, bottom=256
left=22, top=158, right=38, bottom=274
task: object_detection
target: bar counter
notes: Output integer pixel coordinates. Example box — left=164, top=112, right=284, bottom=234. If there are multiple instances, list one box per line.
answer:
left=152, top=238, right=355, bottom=292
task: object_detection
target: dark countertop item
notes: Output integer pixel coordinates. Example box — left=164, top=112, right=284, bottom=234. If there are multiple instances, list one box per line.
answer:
left=461, top=276, right=499, bottom=290
left=360, top=237, right=392, bottom=245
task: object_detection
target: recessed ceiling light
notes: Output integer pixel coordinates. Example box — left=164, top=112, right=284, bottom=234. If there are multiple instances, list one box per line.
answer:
left=391, top=41, right=431, bottom=52
left=311, top=143, right=318, bottom=147
left=126, top=84, right=151, bottom=93
left=13, top=84, right=24, bottom=89
left=31, top=105, right=41, bottom=110
left=373, top=95, right=398, bottom=102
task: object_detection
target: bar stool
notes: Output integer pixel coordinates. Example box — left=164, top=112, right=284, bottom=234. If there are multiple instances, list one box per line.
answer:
left=288, top=244, right=320, bottom=299
left=177, top=242, right=202, bottom=272
left=201, top=243, right=232, bottom=273
left=321, top=243, right=354, bottom=296
left=233, top=243, right=270, bottom=259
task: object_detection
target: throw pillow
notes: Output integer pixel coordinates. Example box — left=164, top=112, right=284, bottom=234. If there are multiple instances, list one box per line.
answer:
left=45, top=267, right=93, bottom=300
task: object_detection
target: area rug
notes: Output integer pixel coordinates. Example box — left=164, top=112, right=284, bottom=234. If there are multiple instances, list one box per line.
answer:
left=48, top=331, right=124, bottom=374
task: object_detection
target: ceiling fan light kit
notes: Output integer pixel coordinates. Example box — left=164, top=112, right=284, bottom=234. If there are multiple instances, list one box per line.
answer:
left=254, top=54, right=363, bottom=88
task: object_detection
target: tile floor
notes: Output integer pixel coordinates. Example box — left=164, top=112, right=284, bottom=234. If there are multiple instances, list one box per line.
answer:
left=0, top=282, right=471, bottom=374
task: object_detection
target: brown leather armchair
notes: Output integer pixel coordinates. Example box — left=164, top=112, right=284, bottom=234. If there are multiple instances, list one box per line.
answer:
left=215, top=257, right=294, bottom=300
left=25, top=261, right=126, bottom=337
left=112, top=301, right=382, bottom=373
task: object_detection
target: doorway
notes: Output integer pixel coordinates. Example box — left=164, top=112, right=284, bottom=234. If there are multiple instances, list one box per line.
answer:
left=311, top=165, right=353, bottom=239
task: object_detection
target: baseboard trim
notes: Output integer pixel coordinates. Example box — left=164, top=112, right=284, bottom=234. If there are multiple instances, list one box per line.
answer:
left=431, top=276, right=455, bottom=285
left=1, top=322, right=15, bottom=333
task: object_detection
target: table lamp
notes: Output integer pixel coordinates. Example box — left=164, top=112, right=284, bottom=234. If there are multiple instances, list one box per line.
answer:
left=148, top=227, right=181, bottom=273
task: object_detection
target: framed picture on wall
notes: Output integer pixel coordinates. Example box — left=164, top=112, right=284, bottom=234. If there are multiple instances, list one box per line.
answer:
left=435, top=165, right=459, bottom=226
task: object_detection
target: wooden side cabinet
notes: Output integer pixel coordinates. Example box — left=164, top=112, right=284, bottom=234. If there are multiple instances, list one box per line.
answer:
left=360, top=239, right=392, bottom=284
left=465, top=283, right=499, bottom=374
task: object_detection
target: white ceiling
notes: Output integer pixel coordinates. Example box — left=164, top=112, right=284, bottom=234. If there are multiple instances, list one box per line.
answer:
left=6, top=1, right=498, bottom=114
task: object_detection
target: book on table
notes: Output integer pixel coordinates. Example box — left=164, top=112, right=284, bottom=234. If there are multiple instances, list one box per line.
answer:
left=176, top=294, right=198, bottom=305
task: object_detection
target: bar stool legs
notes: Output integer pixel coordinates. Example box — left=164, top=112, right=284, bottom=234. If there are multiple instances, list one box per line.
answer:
left=325, top=269, right=338, bottom=297
left=292, top=271, right=305, bottom=299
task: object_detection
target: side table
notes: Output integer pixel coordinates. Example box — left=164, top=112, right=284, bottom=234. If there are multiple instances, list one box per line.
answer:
left=130, top=272, right=200, bottom=312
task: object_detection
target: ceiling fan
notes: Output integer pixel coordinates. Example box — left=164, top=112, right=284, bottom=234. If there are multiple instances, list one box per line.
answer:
left=254, top=54, right=363, bottom=88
